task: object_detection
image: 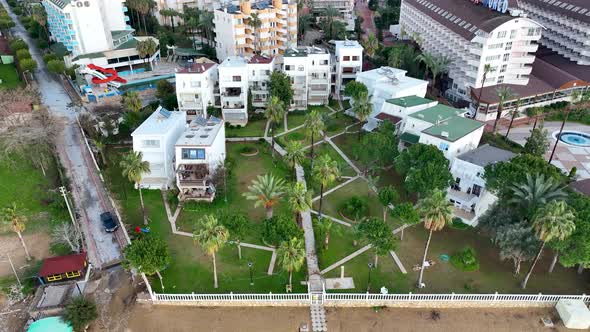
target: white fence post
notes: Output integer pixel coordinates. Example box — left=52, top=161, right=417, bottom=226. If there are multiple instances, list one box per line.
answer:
left=537, top=293, right=542, bottom=301
left=494, top=292, right=498, bottom=301
left=365, top=292, right=369, bottom=301
left=451, top=292, right=455, bottom=301
left=230, top=292, right=234, bottom=300
left=408, top=292, right=412, bottom=300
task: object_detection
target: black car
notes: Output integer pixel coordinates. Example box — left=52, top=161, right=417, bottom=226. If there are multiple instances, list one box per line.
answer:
left=100, top=212, right=119, bottom=232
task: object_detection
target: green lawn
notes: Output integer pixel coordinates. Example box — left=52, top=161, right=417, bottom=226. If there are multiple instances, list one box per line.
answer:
left=103, top=143, right=308, bottom=293
left=324, top=112, right=358, bottom=137
left=276, top=127, right=313, bottom=148
left=275, top=111, right=308, bottom=135
left=342, top=99, right=351, bottom=110
left=0, top=63, right=20, bottom=89
left=226, top=118, right=267, bottom=137
left=301, top=143, right=358, bottom=196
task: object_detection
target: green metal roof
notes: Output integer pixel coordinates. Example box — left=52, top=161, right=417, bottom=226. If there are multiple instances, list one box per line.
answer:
left=72, top=51, right=105, bottom=61
left=399, top=132, right=420, bottom=144
left=409, top=104, right=484, bottom=142
left=115, top=38, right=138, bottom=50
left=386, top=96, right=433, bottom=108
left=111, top=30, right=133, bottom=41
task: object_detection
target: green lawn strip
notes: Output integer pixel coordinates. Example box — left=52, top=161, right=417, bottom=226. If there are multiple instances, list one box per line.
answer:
left=275, top=111, right=308, bottom=135
left=308, top=105, right=332, bottom=114
left=0, top=63, right=20, bottom=89
left=226, top=118, right=267, bottom=137
left=275, top=127, right=313, bottom=149
left=398, top=227, right=590, bottom=294
left=301, top=143, right=356, bottom=196
left=324, top=112, right=358, bottom=137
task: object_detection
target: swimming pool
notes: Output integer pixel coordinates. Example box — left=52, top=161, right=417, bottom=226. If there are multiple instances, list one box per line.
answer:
left=558, top=131, right=590, bottom=147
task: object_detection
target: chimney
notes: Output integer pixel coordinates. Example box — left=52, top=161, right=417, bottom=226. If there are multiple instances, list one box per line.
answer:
left=240, top=0, right=251, bottom=15
left=273, top=0, right=282, bottom=10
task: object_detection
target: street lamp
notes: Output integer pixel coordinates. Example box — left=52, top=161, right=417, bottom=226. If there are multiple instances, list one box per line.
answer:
left=367, top=263, right=374, bottom=292
left=248, top=262, right=254, bottom=286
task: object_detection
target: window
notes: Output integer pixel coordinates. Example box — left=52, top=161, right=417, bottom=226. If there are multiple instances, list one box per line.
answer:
left=497, top=76, right=504, bottom=84
left=497, top=31, right=507, bottom=38
left=47, top=274, right=63, bottom=281
left=142, top=140, right=160, bottom=148
left=352, top=56, right=359, bottom=61
left=500, top=64, right=507, bottom=73
left=485, top=55, right=501, bottom=61
left=343, top=56, right=350, bottom=61
left=439, top=142, right=449, bottom=151
left=505, top=42, right=512, bottom=50
left=232, top=76, right=241, bottom=82
left=190, top=81, right=201, bottom=88
left=488, top=43, right=503, bottom=49
left=320, top=60, right=328, bottom=65
left=182, top=148, right=205, bottom=160
left=66, top=271, right=81, bottom=278
left=510, top=29, right=517, bottom=39
left=298, top=65, right=304, bottom=71
left=65, top=13, right=71, bottom=18
left=285, top=65, right=293, bottom=71
left=502, top=53, right=510, bottom=61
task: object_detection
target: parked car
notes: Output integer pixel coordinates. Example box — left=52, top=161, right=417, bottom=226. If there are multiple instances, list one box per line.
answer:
left=100, top=212, right=119, bottom=232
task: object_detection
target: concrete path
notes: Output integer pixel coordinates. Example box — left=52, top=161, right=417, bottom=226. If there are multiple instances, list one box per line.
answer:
left=326, top=137, right=361, bottom=175
left=2, top=0, right=122, bottom=267
left=283, top=113, right=288, bottom=132
left=263, top=119, right=271, bottom=138
left=312, top=176, right=359, bottom=202
left=240, top=242, right=275, bottom=252
left=268, top=250, right=277, bottom=275
left=320, top=244, right=372, bottom=275
left=389, top=251, right=407, bottom=274
left=310, top=210, right=351, bottom=227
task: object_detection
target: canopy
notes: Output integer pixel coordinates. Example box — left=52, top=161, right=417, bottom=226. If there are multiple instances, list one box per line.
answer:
left=556, top=299, right=590, bottom=329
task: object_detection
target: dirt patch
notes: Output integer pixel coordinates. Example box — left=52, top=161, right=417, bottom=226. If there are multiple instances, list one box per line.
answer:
left=0, top=232, right=51, bottom=277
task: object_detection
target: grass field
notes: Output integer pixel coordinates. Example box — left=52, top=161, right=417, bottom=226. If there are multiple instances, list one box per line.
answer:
left=0, top=63, right=20, bottom=89
left=226, top=118, right=267, bottom=137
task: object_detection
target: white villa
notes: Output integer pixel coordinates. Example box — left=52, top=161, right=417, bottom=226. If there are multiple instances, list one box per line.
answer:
left=175, top=61, right=219, bottom=121
left=449, top=144, right=516, bottom=225
left=218, top=56, right=249, bottom=126
left=370, top=95, right=438, bottom=132
left=248, top=55, right=276, bottom=109
left=131, top=107, right=187, bottom=189
left=174, top=116, right=226, bottom=202
left=333, top=40, right=363, bottom=99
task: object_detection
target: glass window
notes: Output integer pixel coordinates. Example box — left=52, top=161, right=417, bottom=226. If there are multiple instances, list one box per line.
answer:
left=343, top=56, right=350, bottom=61
left=182, top=148, right=206, bottom=160
left=142, top=140, right=160, bottom=148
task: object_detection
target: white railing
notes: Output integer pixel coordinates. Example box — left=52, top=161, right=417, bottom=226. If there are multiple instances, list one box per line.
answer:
left=154, top=292, right=311, bottom=302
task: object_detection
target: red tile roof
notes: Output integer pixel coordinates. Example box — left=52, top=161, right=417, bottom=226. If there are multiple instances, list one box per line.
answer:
left=39, top=253, right=87, bottom=277
left=248, top=55, right=273, bottom=64
left=376, top=113, right=402, bottom=124
left=177, top=62, right=216, bottom=74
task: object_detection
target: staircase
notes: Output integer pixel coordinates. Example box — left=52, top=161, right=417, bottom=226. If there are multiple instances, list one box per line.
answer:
left=310, top=303, right=327, bottom=332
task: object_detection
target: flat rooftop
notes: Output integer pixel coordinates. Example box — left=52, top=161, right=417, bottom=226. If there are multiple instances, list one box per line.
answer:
left=284, top=46, right=329, bottom=57
left=177, top=62, right=216, bottom=74
left=410, top=104, right=484, bottom=142
left=176, top=116, right=224, bottom=147
left=219, top=56, right=248, bottom=67
left=456, top=144, right=516, bottom=167
left=334, top=40, right=363, bottom=50
left=131, top=107, right=185, bottom=136
left=357, top=67, right=428, bottom=92
left=386, top=96, right=433, bottom=108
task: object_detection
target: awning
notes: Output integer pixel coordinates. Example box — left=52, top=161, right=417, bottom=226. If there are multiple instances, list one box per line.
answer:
left=399, top=132, right=420, bottom=144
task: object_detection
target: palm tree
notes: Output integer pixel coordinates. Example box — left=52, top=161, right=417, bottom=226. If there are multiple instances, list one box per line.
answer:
left=527, top=107, right=542, bottom=131
left=248, top=13, right=262, bottom=54
left=473, top=64, right=494, bottom=119
left=265, top=96, right=286, bottom=156
left=505, top=99, right=522, bottom=138
left=378, top=186, right=398, bottom=223
left=243, top=174, right=287, bottom=219
left=509, top=173, right=567, bottom=219
left=363, top=33, right=379, bottom=58
left=92, top=138, right=107, bottom=166
left=492, top=86, right=516, bottom=134
left=122, top=91, right=142, bottom=113
left=298, top=14, right=312, bottom=41
left=193, top=215, right=229, bottom=289
left=548, top=90, right=590, bottom=163
left=415, top=53, right=435, bottom=82
left=429, top=55, right=452, bottom=95
left=120, top=151, right=151, bottom=224
left=521, top=201, right=575, bottom=289
left=352, top=91, right=372, bottom=141
left=136, top=39, right=157, bottom=68
left=1, top=203, right=30, bottom=260
left=416, top=189, right=453, bottom=288
left=388, top=47, right=404, bottom=68
left=277, top=237, right=305, bottom=291
left=135, top=0, right=151, bottom=35
left=304, top=110, right=325, bottom=169
left=313, top=155, right=340, bottom=219
left=199, top=11, right=214, bottom=47
left=316, top=218, right=336, bottom=250
left=322, top=6, right=341, bottom=40
left=284, top=140, right=305, bottom=171
left=288, top=182, right=312, bottom=226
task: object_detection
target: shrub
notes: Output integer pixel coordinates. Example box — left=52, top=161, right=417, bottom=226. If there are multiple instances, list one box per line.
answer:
left=63, top=297, right=98, bottom=332
left=219, top=212, right=248, bottom=239
left=342, top=196, right=368, bottom=221
left=449, top=217, right=471, bottom=230
left=15, top=49, right=31, bottom=61
left=19, top=58, right=37, bottom=72
left=43, top=53, right=58, bottom=64
left=240, top=145, right=256, bottom=154
left=450, top=247, right=480, bottom=272
left=47, top=60, right=66, bottom=74
left=9, top=39, right=28, bottom=52
left=37, top=40, right=49, bottom=49
left=261, top=215, right=302, bottom=246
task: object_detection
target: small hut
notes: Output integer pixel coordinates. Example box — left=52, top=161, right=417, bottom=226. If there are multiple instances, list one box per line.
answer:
left=38, top=253, right=88, bottom=283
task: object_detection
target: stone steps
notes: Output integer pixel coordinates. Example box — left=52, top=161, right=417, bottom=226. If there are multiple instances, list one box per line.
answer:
left=310, top=304, right=327, bottom=332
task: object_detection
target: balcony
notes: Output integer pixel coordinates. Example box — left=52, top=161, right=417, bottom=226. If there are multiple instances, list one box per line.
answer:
left=177, top=164, right=210, bottom=188
left=222, top=102, right=245, bottom=110
left=180, top=99, right=202, bottom=109
left=179, top=187, right=215, bottom=202
left=448, top=188, right=479, bottom=206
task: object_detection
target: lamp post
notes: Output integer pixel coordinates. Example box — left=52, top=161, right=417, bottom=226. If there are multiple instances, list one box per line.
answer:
left=248, top=262, right=254, bottom=286
left=221, top=154, right=227, bottom=203
left=367, top=263, right=374, bottom=292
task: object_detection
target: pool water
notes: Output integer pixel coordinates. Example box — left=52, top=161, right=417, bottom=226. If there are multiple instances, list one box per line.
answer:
left=28, top=317, right=72, bottom=332
left=559, top=132, right=590, bottom=147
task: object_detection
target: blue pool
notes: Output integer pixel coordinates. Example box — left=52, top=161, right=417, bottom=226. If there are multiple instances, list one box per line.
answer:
left=559, top=131, right=590, bottom=147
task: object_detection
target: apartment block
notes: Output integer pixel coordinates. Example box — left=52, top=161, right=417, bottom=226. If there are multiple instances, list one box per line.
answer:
left=399, top=0, right=543, bottom=103
left=518, top=0, right=590, bottom=65
left=175, top=62, right=219, bottom=121
left=332, top=40, right=363, bottom=98
left=248, top=55, right=276, bottom=109
left=214, top=0, right=297, bottom=62
left=283, top=47, right=331, bottom=109
left=311, top=0, right=355, bottom=30
left=218, top=56, right=249, bottom=126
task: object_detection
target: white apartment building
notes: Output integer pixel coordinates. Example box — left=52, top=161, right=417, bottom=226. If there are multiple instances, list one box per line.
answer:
left=400, top=103, right=484, bottom=160
left=355, top=67, right=428, bottom=130
left=518, top=0, right=590, bottom=66
left=332, top=40, right=363, bottom=98
left=131, top=107, right=187, bottom=189
left=448, top=144, right=515, bottom=225
left=399, top=0, right=543, bottom=103
left=174, top=116, right=226, bottom=202
left=214, top=0, right=298, bottom=62
left=175, top=62, right=219, bottom=120
left=283, top=47, right=332, bottom=109
left=248, top=55, right=276, bottom=109
left=218, top=56, right=249, bottom=126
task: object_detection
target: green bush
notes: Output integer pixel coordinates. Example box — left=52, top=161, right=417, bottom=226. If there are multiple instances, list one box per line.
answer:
left=240, top=145, right=256, bottom=154
left=450, top=247, right=480, bottom=272
left=261, top=215, right=302, bottom=246
left=37, top=40, right=49, bottom=49
left=449, top=217, right=471, bottom=230
left=219, top=212, right=248, bottom=239
left=43, top=53, right=58, bottom=63
left=9, top=39, right=28, bottom=52
left=481, top=133, right=523, bottom=153
left=15, top=49, right=31, bottom=61
left=63, top=297, right=98, bottom=332
left=341, top=196, right=368, bottom=221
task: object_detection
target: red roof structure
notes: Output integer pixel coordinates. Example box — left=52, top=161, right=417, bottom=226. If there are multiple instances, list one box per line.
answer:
left=39, top=253, right=87, bottom=277
left=248, top=55, right=273, bottom=64
left=375, top=113, right=402, bottom=124
left=177, top=62, right=216, bottom=74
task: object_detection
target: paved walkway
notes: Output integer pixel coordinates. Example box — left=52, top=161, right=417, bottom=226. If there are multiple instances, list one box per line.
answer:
left=389, top=251, right=407, bottom=274
left=356, top=0, right=376, bottom=38
left=320, top=244, right=372, bottom=274
left=310, top=210, right=351, bottom=227
left=312, top=176, right=359, bottom=202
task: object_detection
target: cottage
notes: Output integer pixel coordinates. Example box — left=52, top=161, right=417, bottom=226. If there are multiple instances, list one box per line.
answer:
left=38, top=253, right=88, bottom=283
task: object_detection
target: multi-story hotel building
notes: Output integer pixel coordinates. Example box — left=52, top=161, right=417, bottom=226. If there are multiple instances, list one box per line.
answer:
left=214, top=0, right=297, bottom=62
left=332, top=40, right=363, bottom=98
left=283, top=47, right=331, bottom=109
left=175, top=61, right=219, bottom=120
left=399, top=0, right=543, bottom=103
left=517, top=0, right=590, bottom=65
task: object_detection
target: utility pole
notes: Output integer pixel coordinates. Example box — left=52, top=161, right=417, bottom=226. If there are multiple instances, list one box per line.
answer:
left=6, top=254, right=22, bottom=288
left=59, top=186, right=82, bottom=245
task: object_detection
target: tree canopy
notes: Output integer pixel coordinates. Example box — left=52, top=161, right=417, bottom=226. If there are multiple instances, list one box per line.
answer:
left=63, top=297, right=98, bottom=332
left=124, top=235, right=171, bottom=277
left=344, top=81, right=368, bottom=100
left=269, top=71, right=294, bottom=107
left=395, top=143, right=452, bottom=195
left=523, top=126, right=549, bottom=157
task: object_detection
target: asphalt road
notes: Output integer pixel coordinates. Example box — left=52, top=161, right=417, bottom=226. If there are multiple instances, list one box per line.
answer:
left=1, top=0, right=122, bottom=267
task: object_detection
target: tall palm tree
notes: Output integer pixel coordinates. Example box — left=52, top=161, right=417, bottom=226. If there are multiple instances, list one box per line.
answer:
left=352, top=91, right=372, bottom=141
left=288, top=182, right=312, bottom=226
left=297, top=14, right=312, bottom=41
left=120, top=151, right=151, bottom=224
left=363, top=33, right=379, bottom=58
left=322, top=6, right=341, bottom=40
left=521, top=201, right=575, bottom=289
left=313, top=155, right=340, bottom=219
left=429, top=55, right=452, bottom=95
left=122, top=91, right=142, bottom=113
left=248, top=13, right=262, bottom=54
left=548, top=90, right=590, bottom=163
left=243, top=174, right=287, bottom=219
left=527, top=107, right=542, bottom=131
left=416, top=189, right=453, bottom=288
left=277, top=237, right=305, bottom=291
left=193, top=215, right=229, bottom=289
left=415, top=53, right=435, bottom=82
left=265, top=96, right=286, bottom=156
left=509, top=173, right=567, bottom=219
left=92, top=138, right=107, bottom=166
left=505, top=99, right=522, bottom=138
left=473, top=64, right=494, bottom=119
left=316, top=218, right=335, bottom=250
left=493, top=86, right=516, bottom=134
left=199, top=11, right=214, bottom=47
left=284, top=140, right=305, bottom=171
left=1, top=203, right=30, bottom=260
left=135, top=0, right=151, bottom=35
left=304, top=110, right=325, bottom=169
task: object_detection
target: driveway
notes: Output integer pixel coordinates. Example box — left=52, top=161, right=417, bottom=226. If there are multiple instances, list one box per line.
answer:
left=355, top=0, right=376, bottom=38
left=1, top=0, right=122, bottom=267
